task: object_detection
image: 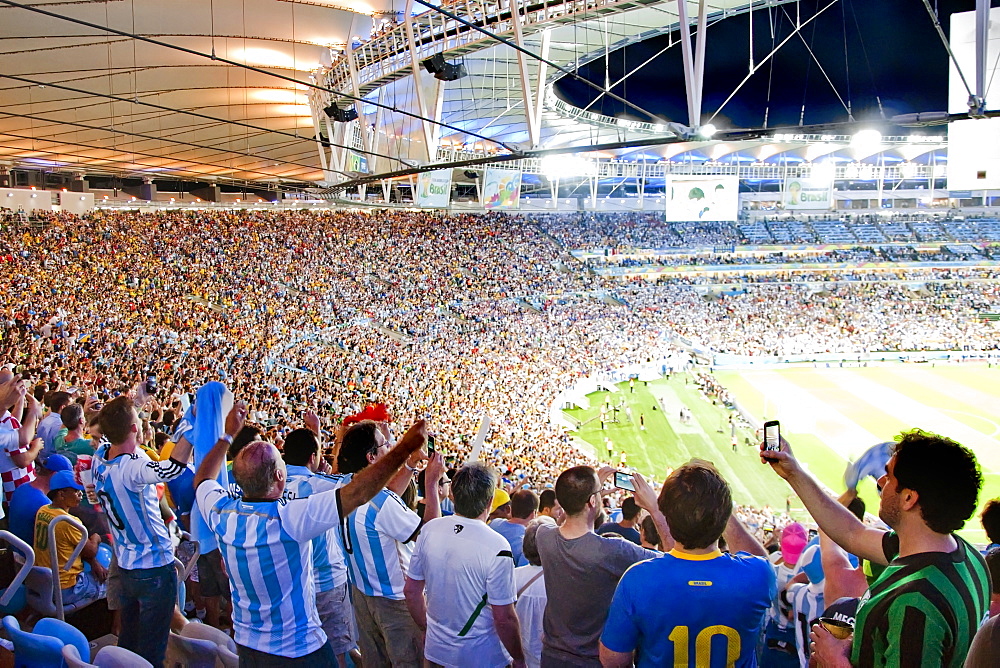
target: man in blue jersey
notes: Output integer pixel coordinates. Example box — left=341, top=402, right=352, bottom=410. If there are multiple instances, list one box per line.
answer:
left=337, top=418, right=444, bottom=668
left=600, top=460, right=775, bottom=667
left=195, top=406, right=431, bottom=666
left=93, top=391, right=195, bottom=665
left=282, top=418, right=357, bottom=668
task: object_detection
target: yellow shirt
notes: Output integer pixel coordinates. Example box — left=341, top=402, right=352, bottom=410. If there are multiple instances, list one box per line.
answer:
left=34, top=505, right=83, bottom=590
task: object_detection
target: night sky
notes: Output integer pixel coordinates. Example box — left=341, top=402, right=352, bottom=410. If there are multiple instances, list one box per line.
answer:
left=555, top=0, right=980, bottom=131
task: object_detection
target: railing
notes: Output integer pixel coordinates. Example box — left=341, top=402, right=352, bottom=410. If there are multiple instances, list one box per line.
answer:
left=47, top=515, right=88, bottom=621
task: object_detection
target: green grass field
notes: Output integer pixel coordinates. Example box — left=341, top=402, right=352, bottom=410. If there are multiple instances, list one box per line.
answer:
left=564, top=364, right=1000, bottom=544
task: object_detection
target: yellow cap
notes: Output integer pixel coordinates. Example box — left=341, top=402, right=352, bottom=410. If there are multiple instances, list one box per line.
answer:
left=491, top=488, right=511, bottom=513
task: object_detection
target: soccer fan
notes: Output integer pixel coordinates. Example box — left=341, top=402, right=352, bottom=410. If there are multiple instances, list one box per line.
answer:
left=33, top=470, right=107, bottom=608
left=36, top=390, right=71, bottom=456
left=965, top=547, right=1000, bottom=666
left=404, top=462, right=526, bottom=668
left=0, top=371, right=43, bottom=503
left=785, top=544, right=825, bottom=666
left=92, top=392, right=194, bottom=665
left=516, top=517, right=553, bottom=668
left=8, top=453, right=72, bottom=545
left=538, top=488, right=559, bottom=520
left=597, top=496, right=642, bottom=545
left=491, top=489, right=538, bottom=566
left=53, top=403, right=93, bottom=462
left=282, top=420, right=358, bottom=667
left=638, top=514, right=660, bottom=550
left=535, top=465, right=670, bottom=666
left=599, top=460, right=774, bottom=667
left=337, top=418, right=442, bottom=667
left=762, top=522, right=806, bottom=660
left=981, top=499, right=1000, bottom=550
left=761, top=429, right=989, bottom=667
left=195, top=402, right=430, bottom=665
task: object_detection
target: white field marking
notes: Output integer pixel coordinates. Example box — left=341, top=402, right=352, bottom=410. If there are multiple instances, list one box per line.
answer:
left=882, top=366, right=1000, bottom=424
left=939, top=409, right=1000, bottom=438
left=736, top=370, right=884, bottom=462
left=824, top=372, right=1000, bottom=472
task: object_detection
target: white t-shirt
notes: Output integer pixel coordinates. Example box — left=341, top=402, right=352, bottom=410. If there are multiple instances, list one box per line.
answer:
left=409, top=515, right=517, bottom=668
left=514, top=564, right=546, bottom=668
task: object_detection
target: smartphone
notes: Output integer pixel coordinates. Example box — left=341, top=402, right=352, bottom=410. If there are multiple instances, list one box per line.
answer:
left=145, top=375, right=158, bottom=395
left=427, top=434, right=435, bottom=455
left=764, top=420, right=781, bottom=452
left=614, top=470, right=635, bottom=491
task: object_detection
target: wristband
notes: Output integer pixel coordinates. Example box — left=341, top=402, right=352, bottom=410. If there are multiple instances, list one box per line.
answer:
left=220, top=434, right=234, bottom=445
left=404, top=462, right=417, bottom=472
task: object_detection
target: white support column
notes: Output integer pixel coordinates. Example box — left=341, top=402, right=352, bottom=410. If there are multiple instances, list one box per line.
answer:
left=675, top=0, right=699, bottom=128
left=533, top=29, right=552, bottom=148
left=691, top=0, right=708, bottom=127
left=326, top=116, right=347, bottom=174
left=309, top=103, right=331, bottom=182
left=371, top=87, right=388, bottom=174
left=346, top=47, right=375, bottom=160
left=403, top=0, right=440, bottom=162
left=507, top=0, right=541, bottom=148
left=974, top=0, right=989, bottom=115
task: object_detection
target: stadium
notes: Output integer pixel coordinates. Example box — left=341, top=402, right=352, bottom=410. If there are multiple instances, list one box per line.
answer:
left=0, top=0, right=999, bottom=666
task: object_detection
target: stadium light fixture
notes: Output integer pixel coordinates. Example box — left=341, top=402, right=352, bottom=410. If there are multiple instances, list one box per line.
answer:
left=697, top=124, right=718, bottom=139
left=851, top=129, right=883, bottom=152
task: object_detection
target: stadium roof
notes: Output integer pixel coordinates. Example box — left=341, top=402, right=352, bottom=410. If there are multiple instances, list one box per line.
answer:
left=0, top=0, right=956, bottom=190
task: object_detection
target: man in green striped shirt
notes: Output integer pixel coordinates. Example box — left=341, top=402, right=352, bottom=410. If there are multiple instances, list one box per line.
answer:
left=762, top=429, right=990, bottom=667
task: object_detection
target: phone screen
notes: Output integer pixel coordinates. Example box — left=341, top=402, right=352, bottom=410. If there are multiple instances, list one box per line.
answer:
left=426, top=435, right=435, bottom=455
left=614, top=471, right=635, bottom=491
left=764, top=421, right=781, bottom=451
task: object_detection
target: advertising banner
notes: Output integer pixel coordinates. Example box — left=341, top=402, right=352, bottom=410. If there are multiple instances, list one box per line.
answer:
left=783, top=177, right=833, bottom=210
left=415, top=169, right=452, bottom=208
left=665, top=176, right=738, bottom=221
left=483, top=169, right=522, bottom=209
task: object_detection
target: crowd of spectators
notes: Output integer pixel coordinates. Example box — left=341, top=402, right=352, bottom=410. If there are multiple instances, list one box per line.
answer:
left=0, top=207, right=997, bottom=666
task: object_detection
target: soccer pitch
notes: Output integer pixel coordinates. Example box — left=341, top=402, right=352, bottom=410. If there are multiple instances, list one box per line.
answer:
left=564, top=364, right=1000, bottom=544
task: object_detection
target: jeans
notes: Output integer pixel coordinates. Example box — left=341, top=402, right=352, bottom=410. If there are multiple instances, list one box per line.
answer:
left=117, top=563, right=177, bottom=666
left=237, top=641, right=336, bottom=667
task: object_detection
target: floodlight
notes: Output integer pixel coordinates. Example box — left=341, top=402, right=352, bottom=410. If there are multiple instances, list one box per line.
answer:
left=851, top=129, right=882, bottom=152
left=697, top=124, right=718, bottom=139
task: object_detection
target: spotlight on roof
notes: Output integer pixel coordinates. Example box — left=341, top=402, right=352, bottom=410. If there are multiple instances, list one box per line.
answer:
left=323, top=104, right=358, bottom=123
left=851, top=129, right=883, bottom=152
left=421, top=53, right=467, bottom=82
left=696, top=124, right=718, bottom=139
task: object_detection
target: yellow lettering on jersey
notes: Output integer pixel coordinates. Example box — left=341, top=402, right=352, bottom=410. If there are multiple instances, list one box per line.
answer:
left=687, top=580, right=713, bottom=586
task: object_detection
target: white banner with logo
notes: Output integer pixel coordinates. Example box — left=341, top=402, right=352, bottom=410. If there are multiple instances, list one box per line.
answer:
left=783, top=177, right=834, bottom=210
left=483, top=169, right=522, bottom=209
left=415, top=169, right=452, bottom=208
left=665, top=176, right=739, bottom=221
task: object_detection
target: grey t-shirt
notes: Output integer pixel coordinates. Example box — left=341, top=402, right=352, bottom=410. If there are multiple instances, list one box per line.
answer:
left=535, top=524, right=658, bottom=665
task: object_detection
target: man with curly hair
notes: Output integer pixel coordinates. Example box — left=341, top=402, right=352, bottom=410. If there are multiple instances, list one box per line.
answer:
left=763, top=429, right=989, bottom=667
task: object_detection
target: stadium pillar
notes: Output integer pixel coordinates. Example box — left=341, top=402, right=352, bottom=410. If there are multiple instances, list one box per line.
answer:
left=68, top=174, right=88, bottom=192
left=403, top=0, right=443, bottom=162
left=507, top=0, right=547, bottom=148
left=191, top=185, right=221, bottom=202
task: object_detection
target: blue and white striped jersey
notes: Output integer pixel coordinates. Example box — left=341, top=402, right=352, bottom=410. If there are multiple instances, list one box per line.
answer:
left=789, top=581, right=825, bottom=667
left=342, top=488, right=421, bottom=601
left=283, top=465, right=352, bottom=593
left=92, top=444, right=185, bottom=570
left=195, top=480, right=343, bottom=658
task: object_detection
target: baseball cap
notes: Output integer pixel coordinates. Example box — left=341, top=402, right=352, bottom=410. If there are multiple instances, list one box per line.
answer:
left=50, top=470, right=84, bottom=493
left=780, top=522, right=807, bottom=565
left=491, top=488, right=511, bottom=513
left=40, top=454, right=72, bottom=473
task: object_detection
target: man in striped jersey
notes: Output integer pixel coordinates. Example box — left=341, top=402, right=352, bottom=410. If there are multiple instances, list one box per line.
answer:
left=337, top=419, right=443, bottom=668
left=763, top=429, right=990, bottom=667
left=195, top=408, right=430, bottom=666
left=282, top=419, right=357, bottom=668
left=93, top=393, right=195, bottom=665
